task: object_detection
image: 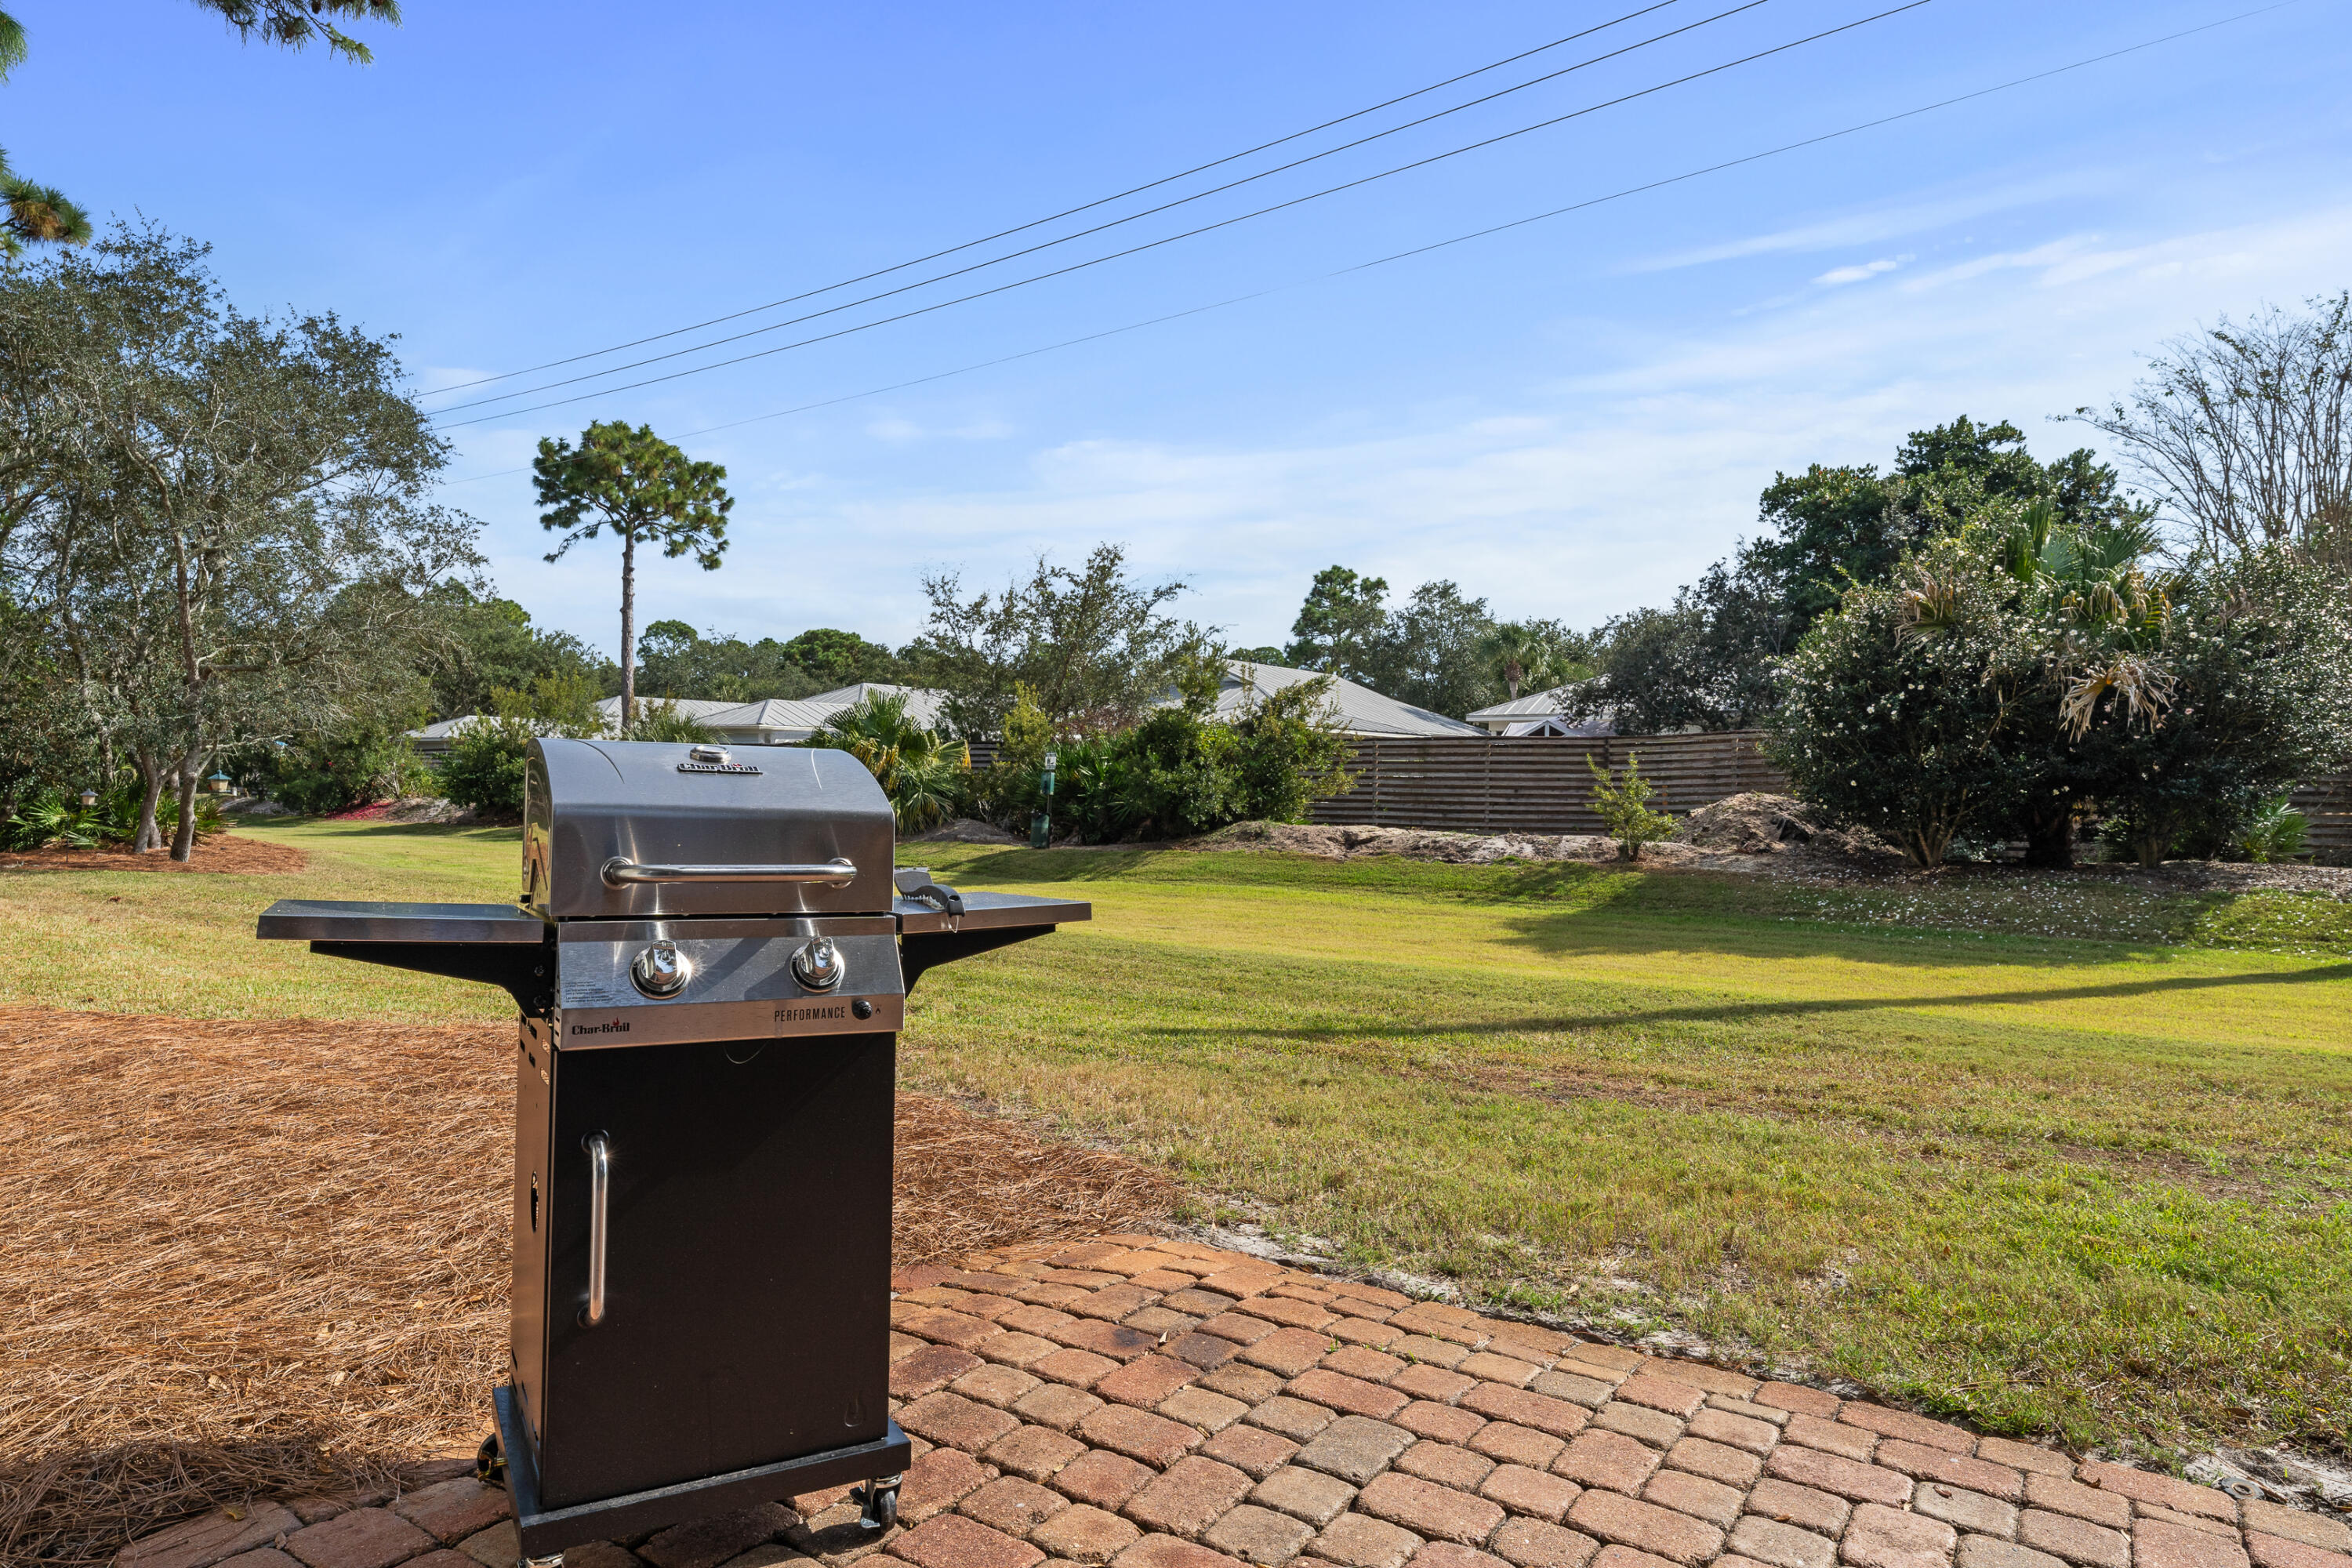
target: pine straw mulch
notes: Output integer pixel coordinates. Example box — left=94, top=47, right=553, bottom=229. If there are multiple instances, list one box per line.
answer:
left=0, top=1007, right=1177, bottom=1567
left=0, top=837, right=308, bottom=876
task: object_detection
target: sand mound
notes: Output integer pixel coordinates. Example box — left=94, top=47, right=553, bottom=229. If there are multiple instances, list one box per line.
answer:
left=1188, top=819, right=1710, bottom=866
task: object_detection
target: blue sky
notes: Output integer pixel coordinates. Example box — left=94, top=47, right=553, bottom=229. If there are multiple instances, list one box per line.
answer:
left=12, top=0, right=2350, bottom=662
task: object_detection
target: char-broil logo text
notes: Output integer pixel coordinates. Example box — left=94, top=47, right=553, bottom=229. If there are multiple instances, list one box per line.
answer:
left=677, top=761, right=761, bottom=775
left=775, top=1004, right=848, bottom=1023
left=570, top=1019, right=631, bottom=1036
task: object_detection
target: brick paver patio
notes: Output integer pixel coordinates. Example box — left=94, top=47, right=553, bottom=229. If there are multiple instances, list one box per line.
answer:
left=121, top=1235, right=2352, bottom=1568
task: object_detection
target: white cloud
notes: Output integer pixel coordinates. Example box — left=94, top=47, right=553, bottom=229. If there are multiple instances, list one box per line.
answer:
left=1813, top=256, right=1912, bottom=286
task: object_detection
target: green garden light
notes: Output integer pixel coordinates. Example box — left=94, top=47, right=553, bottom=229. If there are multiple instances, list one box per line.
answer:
left=1030, top=749, right=1058, bottom=849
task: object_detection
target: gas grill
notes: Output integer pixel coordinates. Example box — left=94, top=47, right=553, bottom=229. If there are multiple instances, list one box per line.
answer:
left=256, top=738, right=1087, bottom=1557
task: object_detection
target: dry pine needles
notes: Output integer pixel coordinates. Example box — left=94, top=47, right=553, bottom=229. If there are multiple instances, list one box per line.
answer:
left=0, top=1007, right=1175, bottom=1566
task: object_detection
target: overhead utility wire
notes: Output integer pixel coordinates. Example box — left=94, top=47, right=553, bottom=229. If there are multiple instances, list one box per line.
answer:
left=427, top=0, right=1693, bottom=396
left=431, top=0, right=1777, bottom=419
left=437, top=1, right=2292, bottom=486
left=432, top=0, right=1926, bottom=430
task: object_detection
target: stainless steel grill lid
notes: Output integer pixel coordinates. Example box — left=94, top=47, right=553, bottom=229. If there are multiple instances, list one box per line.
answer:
left=525, top=739, right=897, bottom=920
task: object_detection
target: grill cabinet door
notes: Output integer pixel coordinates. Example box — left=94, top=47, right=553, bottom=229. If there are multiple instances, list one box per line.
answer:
left=528, top=1032, right=896, bottom=1508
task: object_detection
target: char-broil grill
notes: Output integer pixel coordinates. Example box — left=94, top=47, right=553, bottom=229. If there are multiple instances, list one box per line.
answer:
left=256, top=738, right=1087, bottom=1557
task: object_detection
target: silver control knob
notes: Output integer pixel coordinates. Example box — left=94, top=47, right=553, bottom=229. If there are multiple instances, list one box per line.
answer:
left=791, top=936, right=844, bottom=992
left=630, top=938, right=691, bottom=998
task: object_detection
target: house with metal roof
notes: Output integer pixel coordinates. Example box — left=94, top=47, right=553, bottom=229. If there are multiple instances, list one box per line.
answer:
left=1463, top=686, right=1616, bottom=737
left=1214, top=661, right=1486, bottom=738
left=406, top=684, right=949, bottom=753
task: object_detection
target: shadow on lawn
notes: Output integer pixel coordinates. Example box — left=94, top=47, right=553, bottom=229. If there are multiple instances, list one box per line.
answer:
left=1139, top=960, right=2352, bottom=1039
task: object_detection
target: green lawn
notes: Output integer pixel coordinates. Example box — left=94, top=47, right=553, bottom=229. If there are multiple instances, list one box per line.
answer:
left=7, top=819, right=2348, bottom=1461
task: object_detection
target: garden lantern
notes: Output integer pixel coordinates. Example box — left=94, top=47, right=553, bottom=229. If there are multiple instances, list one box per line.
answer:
left=256, top=738, right=1087, bottom=1555
left=78, top=787, right=98, bottom=808
left=1031, top=748, right=1058, bottom=848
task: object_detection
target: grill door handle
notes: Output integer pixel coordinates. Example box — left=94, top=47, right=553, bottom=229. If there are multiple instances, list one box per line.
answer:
left=601, top=856, right=857, bottom=887
left=582, top=1133, right=611, bottom=1327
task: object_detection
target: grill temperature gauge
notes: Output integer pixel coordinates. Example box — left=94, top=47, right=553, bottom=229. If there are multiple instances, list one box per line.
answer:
left=630, top=938, right=691, bottom=999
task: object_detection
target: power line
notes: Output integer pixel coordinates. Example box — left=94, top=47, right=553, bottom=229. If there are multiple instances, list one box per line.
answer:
left=424, top=0, right=1694, bottom=397
left=434, top=0, right=2295, bottom=488
left=428, top=0, right=1780, bottom=419
left=432, top=0, right=1929, bottom=430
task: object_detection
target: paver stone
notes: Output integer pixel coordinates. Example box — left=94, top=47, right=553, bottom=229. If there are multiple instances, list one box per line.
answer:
left=1914, top=1483, right=2017, bottom=1539
left=1294, top=1414, right=1416, bottom=1485
left=122, top=1505, right=304, bottom=1568
left=1202, top=1504, right=1316, bottom=1566
left=962, top=1475, right=1072, bottom=1535
left=2018, top=1510, right=2131, bottom=1568
left=1566, top=1489, right=1725, bottom=1566
left=1840, top=1504, right=1958, bottom=1568
left=2132, top=1519, right=2251, bottom=1568
left=1483, top=1464, right=1583, bottom=1523
left=1310, top=1511, right=1426, bottom=1568
left=1727, top=1516, right=1837, bottom=1568
left=284, top=1508, right=437, bottom=1568
left=1490, top=1519, right=1601, bottom=1568
left=1123, top=1457, right=1254, bottom=1539
left=886, top=1512, right=1044, bottom=1568
left=1359, top=1471, right=1508, bottom=1544
left=1031, top=1504, right=1142, bottom=1566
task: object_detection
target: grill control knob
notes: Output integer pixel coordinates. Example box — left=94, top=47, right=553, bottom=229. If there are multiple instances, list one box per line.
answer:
left=791, top=936, right=844, bottom=992
left=630, top=938, right=691, bottom=999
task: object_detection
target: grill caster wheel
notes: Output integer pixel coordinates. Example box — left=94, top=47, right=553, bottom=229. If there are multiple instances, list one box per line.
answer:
left=858, top=1476, right=901, bottom=1532
left=476, top=1434, right=506, bottom=1489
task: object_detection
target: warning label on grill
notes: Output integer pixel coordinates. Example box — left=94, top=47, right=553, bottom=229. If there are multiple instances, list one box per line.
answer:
left=677, top=762, right=761, bottom=775
left=775, top=1004, right=848, bottom=1024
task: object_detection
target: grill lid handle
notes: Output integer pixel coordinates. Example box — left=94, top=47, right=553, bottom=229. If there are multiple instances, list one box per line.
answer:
left=601, top=856, right=858, bottom=887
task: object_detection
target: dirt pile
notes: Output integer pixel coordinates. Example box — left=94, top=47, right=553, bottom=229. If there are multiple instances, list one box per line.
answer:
left=912, top=816, right=1021, bottom=844
left=1674, top=793, right=1896, bottom=860
left=1189, top=819, right=1710, bottom=865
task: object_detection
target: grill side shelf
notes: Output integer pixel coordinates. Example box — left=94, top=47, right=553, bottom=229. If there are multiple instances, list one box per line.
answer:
left=896, top=892, right=1091, bottom=994
left=256, top=899, right=550, bottom=943
left=890, top=891, right=1093, bottom=934
left=257, top=901, right=556, bottom=1015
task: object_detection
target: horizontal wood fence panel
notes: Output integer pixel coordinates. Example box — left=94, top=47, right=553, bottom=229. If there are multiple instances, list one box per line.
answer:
left=964, top=727, right=2352, bottom=851
left=1308, top=733, right=1788, bottom=835
left=2290, top=775, right=2352, bottom=852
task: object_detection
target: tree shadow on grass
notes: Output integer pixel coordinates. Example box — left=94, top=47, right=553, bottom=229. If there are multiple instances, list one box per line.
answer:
left=1135, top=960, right=2352, bottom=1040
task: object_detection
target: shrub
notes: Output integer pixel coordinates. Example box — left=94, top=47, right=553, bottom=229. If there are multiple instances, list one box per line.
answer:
left=2, top=779, right=224, bottom=851
left=801, top=691, right=967, bottom=833
left=628, top=700, right=718, bottom=744
left=1585, top=753, right=1677, bottom=861
left=2238, top=797, right=2310, bottom=863
left=2071, top=547, right=2352, bottom=866
left=1766, top=537, right=2039, bottom=865
left=245, top=713, right=434, bottom=815
left=440, top=673, right=611, bottom=817
left=1224, top=677, right=1357, bottom=822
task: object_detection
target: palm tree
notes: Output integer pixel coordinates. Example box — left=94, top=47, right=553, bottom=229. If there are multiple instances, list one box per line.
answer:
left=804, top=691, right=968, bottom=832
left=1479, top=622, right=1558, bottom=700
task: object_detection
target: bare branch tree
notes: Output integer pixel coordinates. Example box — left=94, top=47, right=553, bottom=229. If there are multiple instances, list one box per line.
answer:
left=2073, top=292, right=2352, bottom=572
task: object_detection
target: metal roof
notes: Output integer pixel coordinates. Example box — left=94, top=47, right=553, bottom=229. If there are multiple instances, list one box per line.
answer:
left=1214, top=661, right=1486, bottom=738
left=409, top=685, right=952, bottom=752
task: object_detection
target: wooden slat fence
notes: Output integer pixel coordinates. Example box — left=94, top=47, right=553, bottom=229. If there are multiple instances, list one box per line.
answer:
left=967, top=727, right=2352, bottom=851
left=2291, top=775, right=2352, bottom=853
left=1308, top=732, right=1788, bottom=836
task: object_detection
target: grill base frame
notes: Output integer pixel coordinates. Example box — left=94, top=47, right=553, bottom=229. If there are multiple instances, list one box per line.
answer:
left=495, top=1385, right=909, bottom=1555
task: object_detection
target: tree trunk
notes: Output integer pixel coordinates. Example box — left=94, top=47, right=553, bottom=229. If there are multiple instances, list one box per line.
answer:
left=2023, top=803, right=2075, bottom=869
left=619, top=529, right=637, bottom=738
left=132, top=755, right=167, bottom=853
left=170, top=750, right=203, bottom=862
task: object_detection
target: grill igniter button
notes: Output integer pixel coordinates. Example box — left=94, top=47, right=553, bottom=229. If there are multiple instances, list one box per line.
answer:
left=630, top=938, right=691, bottom=999
left=791, top=936, right=844, bottom=992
